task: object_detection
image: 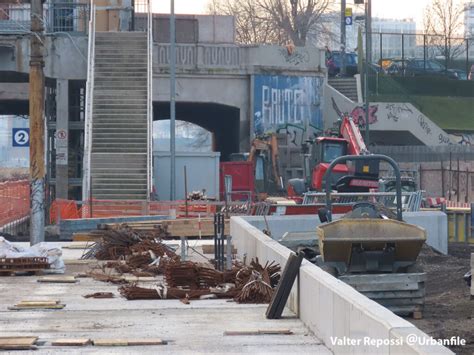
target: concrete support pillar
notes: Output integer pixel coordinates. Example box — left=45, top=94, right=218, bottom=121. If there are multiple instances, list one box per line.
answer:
left=239, top=107, right=250, bottom=152
left=55, top=79, right=69, bottom=199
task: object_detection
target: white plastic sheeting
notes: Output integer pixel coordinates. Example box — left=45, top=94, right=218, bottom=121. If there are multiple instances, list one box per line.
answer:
left=0, top=237, right=65, bottom=273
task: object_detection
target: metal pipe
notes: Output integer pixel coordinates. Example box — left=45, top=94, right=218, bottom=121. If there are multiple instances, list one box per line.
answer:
left=226, top=235, right=232, bottom=271
left=169, top=0, right=176, bottom=200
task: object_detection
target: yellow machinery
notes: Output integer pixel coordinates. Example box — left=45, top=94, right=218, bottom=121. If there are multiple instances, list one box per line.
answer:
left=317, top=219, right=426, bottom=275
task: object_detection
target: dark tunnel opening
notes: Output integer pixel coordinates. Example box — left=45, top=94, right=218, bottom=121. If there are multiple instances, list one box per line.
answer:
left=154, top=102, right=240, bottom=161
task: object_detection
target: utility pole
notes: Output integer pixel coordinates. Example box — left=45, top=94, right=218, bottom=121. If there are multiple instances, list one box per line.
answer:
left=364, top=0, right=370, bottom=145
left=340, top=0, right=346, bottom=76
left=367, top=0, right=372, bottom=63
left=170, top=0, right=176, bottom=200
left=29, top=0, right=45, bottom=245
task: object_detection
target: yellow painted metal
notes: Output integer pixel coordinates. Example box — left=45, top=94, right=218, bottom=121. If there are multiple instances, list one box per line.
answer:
left=317, top=219, right=426, bottom=264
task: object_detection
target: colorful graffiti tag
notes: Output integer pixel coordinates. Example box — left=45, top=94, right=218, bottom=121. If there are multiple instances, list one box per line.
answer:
left=331, top=97, right=378, bottom=127
left=253, top=75, right=324, bottom=136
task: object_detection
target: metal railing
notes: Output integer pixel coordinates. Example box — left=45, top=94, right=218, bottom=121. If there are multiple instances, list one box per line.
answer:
left=302, top=191, right=424, bottom=213
left=371, top=145, right=474, bottom=163
left=82, top=0, right=95, bottom=202
left=0, top=2, right=89, bottom=35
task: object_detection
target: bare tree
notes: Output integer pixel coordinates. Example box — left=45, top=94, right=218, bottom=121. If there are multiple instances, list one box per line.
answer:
left=208, top=0, right=333, bottom=46
left=423, top=0, right=466, bottom=62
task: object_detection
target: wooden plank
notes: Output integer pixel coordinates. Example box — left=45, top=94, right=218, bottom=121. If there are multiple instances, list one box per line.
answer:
left=37, top=276, right=78, bottom=283
left=224, top=329, right=293, bottom=336
left=0, top=336, right=38, bottom=350
left=201, top=244, right=237, bottom=254
left=93, top=339, right=128, bottom=346
left=101, top=218, right=230, bottom=237
left=126, top=339, right=165, bottom=346
left=51, top=338, right=91, bottom=346
left=8, top=304, right=65, bottom=310
left=17, top=300, right=59, bottom=306
left=73, top=234, right=101, bottom=242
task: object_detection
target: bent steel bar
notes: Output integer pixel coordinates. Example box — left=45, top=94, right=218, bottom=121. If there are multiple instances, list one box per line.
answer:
left=323, top=154, right=402, bottom=221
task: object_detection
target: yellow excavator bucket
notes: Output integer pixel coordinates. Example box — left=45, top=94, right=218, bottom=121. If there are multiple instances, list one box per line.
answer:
left=317, top=219, right=426, bottom=265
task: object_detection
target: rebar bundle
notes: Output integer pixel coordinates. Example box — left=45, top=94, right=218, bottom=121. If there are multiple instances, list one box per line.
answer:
left=234, top=271, right=274, bottom=303
left=119, top=284, right=160, bottom=300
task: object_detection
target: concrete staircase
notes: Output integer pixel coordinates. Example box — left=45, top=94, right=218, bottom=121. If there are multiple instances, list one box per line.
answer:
left=90, top=32, right=148, bottom=200
left=328, top=77, right=359, bottom=102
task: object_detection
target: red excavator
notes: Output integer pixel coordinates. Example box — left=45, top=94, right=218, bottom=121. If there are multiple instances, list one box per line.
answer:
left=287, top=114, right=380, bottom=197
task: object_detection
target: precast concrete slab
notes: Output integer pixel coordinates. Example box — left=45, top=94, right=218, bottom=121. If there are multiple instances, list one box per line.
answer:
left=0, top=242, right=330, bottom=354
left=242, top=211, right=448, bottom=254
left=230, top=216, right=454, bottom=355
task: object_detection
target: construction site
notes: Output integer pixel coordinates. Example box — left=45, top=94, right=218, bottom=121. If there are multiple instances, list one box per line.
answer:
left=0, top=0, right=473, bottom=353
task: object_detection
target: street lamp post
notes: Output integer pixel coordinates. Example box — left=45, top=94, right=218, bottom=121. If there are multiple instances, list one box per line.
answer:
left=170, top=0, right=176, bottom=200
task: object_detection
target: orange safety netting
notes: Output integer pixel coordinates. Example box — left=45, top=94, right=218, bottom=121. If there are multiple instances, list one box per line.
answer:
left=49, top=199, right=220, bottom=222
left=49, top=199, right=81, bottom=224
left=0, top=180, right=29, bottom=228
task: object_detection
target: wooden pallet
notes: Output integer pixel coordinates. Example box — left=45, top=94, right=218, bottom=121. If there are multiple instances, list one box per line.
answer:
left=99, top=218, right=229, bottom=237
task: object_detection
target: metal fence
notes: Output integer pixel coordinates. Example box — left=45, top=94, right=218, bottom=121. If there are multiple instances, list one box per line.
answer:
left=368, top=32, right=473, bottom=79
left=0, top=1, right=89, bottom=34
left=371, top=145, right=474, bottom=163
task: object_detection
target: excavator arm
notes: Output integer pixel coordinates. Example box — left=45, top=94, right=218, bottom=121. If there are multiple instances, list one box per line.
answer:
left=339, top=115, right=368, bottom=156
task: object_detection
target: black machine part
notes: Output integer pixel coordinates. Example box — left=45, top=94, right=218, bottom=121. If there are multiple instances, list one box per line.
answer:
left=323, top=154, right=403, bottom=221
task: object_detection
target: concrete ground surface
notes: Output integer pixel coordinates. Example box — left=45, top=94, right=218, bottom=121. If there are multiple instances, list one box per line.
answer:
left=0, top=242, right=331, bottom=354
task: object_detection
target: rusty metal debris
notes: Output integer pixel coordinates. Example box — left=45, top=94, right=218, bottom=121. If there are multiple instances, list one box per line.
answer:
left=0, top=257, right=49, bottom=275
left=234, top=259, right=281, bottom=303
left=83, top=292, right=114, bottom=299
left=118, top=258, right=280, bottom=303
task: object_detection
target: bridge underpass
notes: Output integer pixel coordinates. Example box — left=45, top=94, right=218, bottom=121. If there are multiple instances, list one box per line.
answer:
left=154, top=102, right=240, bottom=161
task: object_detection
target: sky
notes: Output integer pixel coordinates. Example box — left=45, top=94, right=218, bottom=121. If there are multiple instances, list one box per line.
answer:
left=152, top=0, right=435, bottom=28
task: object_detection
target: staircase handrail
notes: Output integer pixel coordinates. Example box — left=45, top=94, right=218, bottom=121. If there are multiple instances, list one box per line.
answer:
left=82, top=0, right=96, bottom=202
left=146, top=0, right=153, bottom=200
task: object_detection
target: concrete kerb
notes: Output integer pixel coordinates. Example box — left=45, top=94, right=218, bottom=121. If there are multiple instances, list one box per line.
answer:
left=230, top=216, right=453, bottom=355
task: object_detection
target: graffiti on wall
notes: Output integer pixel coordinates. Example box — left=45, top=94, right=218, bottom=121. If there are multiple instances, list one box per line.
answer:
left=449, top=133, right=474, bottom=145
left=278, top=46, right=310, bottom=66
left=253, top=75, right=323, bottom=136
left=331, top=97, right=378, bottom=127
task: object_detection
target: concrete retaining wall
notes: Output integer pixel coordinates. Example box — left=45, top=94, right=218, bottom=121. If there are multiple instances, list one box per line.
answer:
left=242, top=211, right=448, bottom=254
left=230, top=216, right=453, bottom=354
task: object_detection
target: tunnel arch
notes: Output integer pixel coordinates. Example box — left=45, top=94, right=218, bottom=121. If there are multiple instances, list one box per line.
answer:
left=154, top=102, right=240, bottom=161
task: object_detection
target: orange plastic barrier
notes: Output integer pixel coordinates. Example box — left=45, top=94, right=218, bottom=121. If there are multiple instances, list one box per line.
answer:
left=0, top=180, right=29, bottom=228
left=49, top=199, right=80, bottom=224
left=49, top=199, right=222, bottom=221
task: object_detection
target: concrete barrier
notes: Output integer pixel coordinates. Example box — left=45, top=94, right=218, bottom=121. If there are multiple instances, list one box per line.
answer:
left=241, top=211, right=448, bottom=254
left=231, top=216, right=453, bottom=354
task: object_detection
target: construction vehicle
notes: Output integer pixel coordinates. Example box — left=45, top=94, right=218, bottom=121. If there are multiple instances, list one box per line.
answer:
left=287, top=114, right=379, bottom=198
left=223, top=133, right=284, bottom=200
left=315, top=155, right=427, bottom=316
